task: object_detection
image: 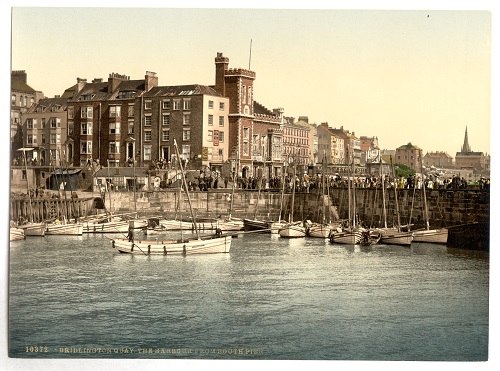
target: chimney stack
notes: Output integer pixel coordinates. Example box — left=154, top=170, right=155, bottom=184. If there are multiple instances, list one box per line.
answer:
left=12, top=70, right=28, bottom=84
left=145, top=71, right=158, bottom=92
left=108, top=72, right=129, bottom=93
left=76, top=77, right=87, bottom=92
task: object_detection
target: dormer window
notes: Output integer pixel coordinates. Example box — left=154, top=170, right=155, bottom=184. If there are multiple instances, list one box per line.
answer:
left=80, top=94, right=95, bottom=101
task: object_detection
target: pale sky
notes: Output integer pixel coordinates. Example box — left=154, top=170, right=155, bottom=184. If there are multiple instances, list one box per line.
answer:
left=5, top=1, right=494, bottom=159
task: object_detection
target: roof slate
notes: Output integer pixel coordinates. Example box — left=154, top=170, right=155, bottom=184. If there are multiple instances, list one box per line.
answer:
left=143, top=84, right=221, bottom=97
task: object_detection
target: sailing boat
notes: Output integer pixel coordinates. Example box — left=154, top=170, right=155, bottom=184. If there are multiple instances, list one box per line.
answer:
left=279, top=164, right=306, bottom=238
left=243, top=176, right=272, bottom=232
left=269, top=169, right=288, bottom=234
left=212, top=150, right=244, bottom=232
left=376, top=156, right=413, bottom=246
left=111, top=139, right=231, bottom=255
left=412, top=150, right=448, bottom=244
left=16, top=148, right=46, bottom=236
left=307, top=165, right=339, bottom=238
left=82, top=160, right=130, bottom=233
left=42, top=151, right=83, bottom=235
left=328, top=149, right=371, bottom=245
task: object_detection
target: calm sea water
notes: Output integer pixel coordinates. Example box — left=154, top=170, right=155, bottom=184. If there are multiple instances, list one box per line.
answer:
left=8, top=232, right=489, bottom=361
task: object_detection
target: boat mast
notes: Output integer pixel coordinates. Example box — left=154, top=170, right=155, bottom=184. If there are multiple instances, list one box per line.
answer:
left=289, top=164, right=297, bottom=223
left=347, top=145, right=352, bottom=227
left=419, top=149, right=430, bottom=230
left=228, top=147, right=239, bottom=219
left=277, top=160, right=286, bottom=223
left=19, top=148, right=34, bottom=222
left=390, top=156, right=402, bottom=231
left=106, top=160, right=113, bottom=219
left=380, top=157, right=387, bottom=228
left=174, top=139, right=200, bottom=239
left=253, top=175, right=263, bottom=220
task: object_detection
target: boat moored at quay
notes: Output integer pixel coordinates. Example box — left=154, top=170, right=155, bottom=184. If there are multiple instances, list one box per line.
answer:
left=9, top=169, right=489, bottom=251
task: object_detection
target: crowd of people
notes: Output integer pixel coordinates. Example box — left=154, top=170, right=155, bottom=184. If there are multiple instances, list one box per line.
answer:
left=182, top=172, right=491, bottom=193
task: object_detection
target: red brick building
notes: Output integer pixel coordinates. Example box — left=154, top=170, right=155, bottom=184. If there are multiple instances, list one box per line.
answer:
left=63, top=72, right=157, bottom=167
left=213, top=52, right=283, bottom=178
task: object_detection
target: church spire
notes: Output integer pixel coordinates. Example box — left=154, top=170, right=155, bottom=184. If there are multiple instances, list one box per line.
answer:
left=461, top=126, right=471, bottom=153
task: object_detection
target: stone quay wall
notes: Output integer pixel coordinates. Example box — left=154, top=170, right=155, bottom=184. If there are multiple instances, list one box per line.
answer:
left=104, top=187, right=489, bottom=229
left=10, top=188, right=489, bottom=231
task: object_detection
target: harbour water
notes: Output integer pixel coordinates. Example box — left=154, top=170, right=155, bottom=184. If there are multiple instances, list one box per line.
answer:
left=8, top=232, right=489, bottom=361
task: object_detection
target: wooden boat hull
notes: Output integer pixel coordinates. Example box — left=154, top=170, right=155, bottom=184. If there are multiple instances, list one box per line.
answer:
left=10, top=227, right=25, bottom=241
left=307, top=225, right=331, bottom=238
left=243, top=219, right=270, bottom=232
left=20, top=223, right=46, bottom=237
left=216, top=219, right=244, bottom=232
left=45, top=223, right=83, bottom=235
left=83, top=220, right=130, bottom=233
left=112, top=235, right=232, bottom=255
left=159, top=219, right=195, bottom=230
left=377, top=229, right=413, bottom=246
left=269, top=221, right=288, bottom=234
left=329, top=229, right=364, bottom=245
left=412, top=228, right=448, bottom=244
left=279, top=224, right=306, bottom=238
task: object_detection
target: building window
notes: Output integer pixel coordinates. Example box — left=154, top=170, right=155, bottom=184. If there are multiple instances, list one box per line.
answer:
left=243, top=127, right=250, bottom=156
left=109, top=122, right=120, bottom=135
left=143, top=145, right=152, bottom=161
left=109, top=142, right=120, bottom=154
left=162, top=129, right=170, bottom=141
left=50, top=134, right=57, bottom=144
left=26, top=118, right=35, bottom=129
left=208, top=114, right=213, bottom=126
left=208, top=100, right=214, bottom=109
left=81, top=122, right=93, bottom=135
left=41, top=134, right=46, bottom=144
left=109, top=106, right=121, bottom=118
left=81, top=106, right=93, bottom=119
left=51, top=118, right=61, bottom=128
left=128, top=105, right=134, bottom=117
left=208, top=130, right=213, bottom=142
left=162, top=114, right=170, bottom=126
left=11, top=95, right=16, bottom=105
left=183, top=99, right=191, bottom=110
left=219, top=102, right=225, bottom=110
left=182, top=145, right=190, bottom=160
left=162, top=100, right=171, bottom=110
left=81, top=141, right=92, bottom=154
left=183, top=128, right=190, bottom=141
left=219, top=131, right=224, bottom=143
left=144, top=115, right=152, bottom=126
left=144, top=100, right=152, bottom=110
left=68, top=122, right=74, bottom=136
left=144, top=130, right=152, bottom=142
left=242, top=85, right=247, bottom=104
left=42, top=118, right=46, bottom=129
left=27, top=134, right=37, bottom=145
left=219, top=116, right=224, bottom=126
left=68, top=106, right=74, bottom=119
left=173, top=100, right=181, bottom=110
left=183, top=114, right=190, bottom=125
left=128, top=120, right=134, bottom=134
